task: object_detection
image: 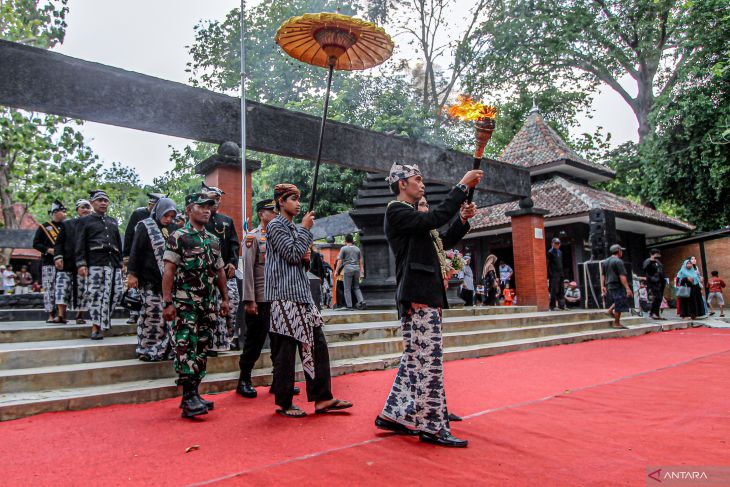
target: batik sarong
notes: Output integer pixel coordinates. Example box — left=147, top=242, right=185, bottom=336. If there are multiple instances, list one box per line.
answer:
left=87, top=266, right=123, bottom=330
left=135, top=283, right=170, bottom=360
left=210, top=278, right=240, bottom=352
left=55, top=272, right=87, bottom=311
left=381, top=305, right=449, bottom=435
left=270, top=299, right=323, bottom=379
left=41, top=265, right=56, bottom=313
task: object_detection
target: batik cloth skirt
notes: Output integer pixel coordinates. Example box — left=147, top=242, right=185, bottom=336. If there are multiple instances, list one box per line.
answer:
left=381, top=305, right=450, bottom=435
left=87, top=266, right=123, bottom=330
left=270, top=300, right=323, bottom=379
left=135, top=283, right=170, bottom=360
left=210, top=277, right=240, bottom=352
left=55, top=271, right=87, bottom=311
left=42, top=265, right=56, bottom=313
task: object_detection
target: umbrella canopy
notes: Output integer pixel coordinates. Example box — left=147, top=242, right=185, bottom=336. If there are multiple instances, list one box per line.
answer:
left=275, top=12, right=394, bottom=70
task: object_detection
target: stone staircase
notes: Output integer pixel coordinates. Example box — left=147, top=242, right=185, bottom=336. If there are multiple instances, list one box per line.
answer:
left=0, top=306, right=688, bottom=421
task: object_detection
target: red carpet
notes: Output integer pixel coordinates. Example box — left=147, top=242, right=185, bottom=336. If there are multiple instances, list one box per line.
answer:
left=2, top=328, right=730, bottom=486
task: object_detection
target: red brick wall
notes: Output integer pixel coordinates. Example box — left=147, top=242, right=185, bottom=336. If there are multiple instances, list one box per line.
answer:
left=511, top=214, right=549, bottom=310
left=661, top=243, right=700, bottom=283
left=703, top=238, right=730, bottom=281
left=204, top=165, right=254, bottom=246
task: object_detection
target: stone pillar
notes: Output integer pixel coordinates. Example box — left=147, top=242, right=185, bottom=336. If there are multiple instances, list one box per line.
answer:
left=506, top=198, right=550, bottom=311
left=195, top=142, right=261, bottom=239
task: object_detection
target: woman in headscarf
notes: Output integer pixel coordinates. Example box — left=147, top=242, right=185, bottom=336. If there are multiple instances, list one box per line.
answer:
left=128, top=197, right=177, bottom=361
left=482, top=254, right=500, bottom=306
left=676, top=258, right=704, bottom=320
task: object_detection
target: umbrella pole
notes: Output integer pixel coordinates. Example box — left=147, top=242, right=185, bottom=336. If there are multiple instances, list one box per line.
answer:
left=309, top=62, right=334, bottom=211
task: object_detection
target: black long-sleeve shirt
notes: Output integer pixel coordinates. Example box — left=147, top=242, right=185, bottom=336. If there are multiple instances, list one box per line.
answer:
left=123, top=207, right=150, bottom=258
left=127, top=219, right=175, bottom=292
left=547, top=247, right=563, bottom=279
left=205, top=212, right=240, bottom=266
left=75, top=213, right=123, bottom=268
left=53, top=218, right=84, bottom=272
left=32, top=221, right=62, bottom=266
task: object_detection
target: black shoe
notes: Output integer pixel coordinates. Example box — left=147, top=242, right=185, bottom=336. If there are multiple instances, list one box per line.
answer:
left=375, top=416, right=419, bottom=436
left=419, top=429, right=468, bottom=448
left=448, top=412, right=463, bottom=422
left=138, top=355, right=152, bottom=362
left=179, top=379, right=208, bottom=418
left=207, top=350, right=218, bottom=357
left=236, top=380, right=257, bottom=398
left=356, top=301, right=366, bottom=310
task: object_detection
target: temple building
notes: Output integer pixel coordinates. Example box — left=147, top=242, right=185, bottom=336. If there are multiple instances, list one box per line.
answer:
left=459, top=105, right=693, bottom=294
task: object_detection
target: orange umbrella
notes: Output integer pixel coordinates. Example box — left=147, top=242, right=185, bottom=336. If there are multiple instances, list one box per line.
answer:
left=276, top=12, right=394, bottom=209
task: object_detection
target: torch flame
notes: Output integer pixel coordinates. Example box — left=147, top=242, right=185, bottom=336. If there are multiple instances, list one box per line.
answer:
left=446, top=94, right=497, bottom=121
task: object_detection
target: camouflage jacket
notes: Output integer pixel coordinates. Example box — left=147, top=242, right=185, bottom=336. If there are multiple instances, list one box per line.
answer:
left=163, top=222, right=225, bottom=304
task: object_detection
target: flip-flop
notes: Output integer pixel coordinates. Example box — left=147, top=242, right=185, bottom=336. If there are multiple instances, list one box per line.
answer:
left=276, top=405, right=307, bottom=418
left=315, top=399, right=353, bottom=414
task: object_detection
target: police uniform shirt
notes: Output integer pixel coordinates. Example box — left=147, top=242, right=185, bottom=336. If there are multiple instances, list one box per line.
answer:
left=205, top=213, right=240, bottom=267
left=75, top=213, right=123, bottom=269
left=242, top=226, right=269, bottom=303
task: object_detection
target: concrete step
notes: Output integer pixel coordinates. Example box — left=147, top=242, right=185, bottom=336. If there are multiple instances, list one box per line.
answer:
left=0, top=307, right=128, bottom=323
left=0, top=320, right=690, bottom=421
left=0, top=315, right=644, bottom=392
left=0, top=309, right=600, bottom=369
left=0, top=306, right=537, bottom=344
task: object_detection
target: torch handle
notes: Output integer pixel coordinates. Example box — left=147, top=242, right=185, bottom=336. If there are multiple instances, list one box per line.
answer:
left=467, top=156, right=482, bottom=203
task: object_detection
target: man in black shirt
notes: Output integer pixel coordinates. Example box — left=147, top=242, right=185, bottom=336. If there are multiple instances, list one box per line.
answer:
left=33, top=200, right=67, bottom=323
left=202, top=183, right=240, bottom=354
left=54, top=199, right=92, bottom=324
left=547, top=238, right=566, bottom=310
left=376, top=162, right=481, bottom=448
left=642, top=248, right=666, bottom=320
left=123, top=192, right=166, bottom=324
left=128, top=197, right=177, bottom=361
left=601, top=244, right=634, bottom=329
left=76, top=190, right=124, bottom=340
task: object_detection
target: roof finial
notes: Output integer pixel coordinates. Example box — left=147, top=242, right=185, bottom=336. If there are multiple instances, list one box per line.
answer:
left=530, top=96, right=540, bottom=114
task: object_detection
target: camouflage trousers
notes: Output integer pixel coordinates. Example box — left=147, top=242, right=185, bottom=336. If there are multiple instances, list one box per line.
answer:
left=135, top=283, right=171, bottom=361
left=87, top=266, right=123, bottom=330
left=172, top=299, right=216, bottom=379
left=42, top=265, right=56, bottom=313
left=210, top=278, right=240, bottom=352
left=55, top=271, right=87, bottom=311
left=381, top=306, right=450, bottom=435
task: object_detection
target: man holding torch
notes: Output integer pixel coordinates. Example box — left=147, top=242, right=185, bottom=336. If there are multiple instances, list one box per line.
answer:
left=375, top=163, right=482, bottom=447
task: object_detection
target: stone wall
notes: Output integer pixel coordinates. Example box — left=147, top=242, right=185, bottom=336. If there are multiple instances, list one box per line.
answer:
left=0, top=293, right=44, bottom=309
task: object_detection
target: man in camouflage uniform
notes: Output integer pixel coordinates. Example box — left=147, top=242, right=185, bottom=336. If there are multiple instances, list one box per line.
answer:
left=202, top=183, right=240, bottom=354
left=162, top=193, right=229, bottom=419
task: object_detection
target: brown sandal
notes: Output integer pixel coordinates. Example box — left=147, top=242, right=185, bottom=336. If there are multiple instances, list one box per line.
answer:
left=276, top=405, right=307, bottom=418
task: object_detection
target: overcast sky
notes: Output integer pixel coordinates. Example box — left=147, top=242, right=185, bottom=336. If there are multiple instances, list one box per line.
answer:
left=53, top=0, right=638, bottom=185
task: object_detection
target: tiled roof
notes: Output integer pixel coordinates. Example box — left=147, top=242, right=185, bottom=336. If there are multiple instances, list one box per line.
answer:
left=500, top=109, right=615, bottom=176
left=470, top=176, right=694, bottom=232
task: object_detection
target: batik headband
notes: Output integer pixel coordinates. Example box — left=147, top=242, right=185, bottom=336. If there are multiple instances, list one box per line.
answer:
left=386, top=162, right=421, bottom=185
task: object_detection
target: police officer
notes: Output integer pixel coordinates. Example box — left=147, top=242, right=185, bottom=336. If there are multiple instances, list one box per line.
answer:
left=54, top=199, right=93, bottom=324
left=123, top=192, right=166, bottom=324
left=162, top=193, right=229, bottom=419
left=33, top=200, right=67, bottom=323
left=76, top=190, right=124, bottom=340
left=201, top=183, right=240, bottom=354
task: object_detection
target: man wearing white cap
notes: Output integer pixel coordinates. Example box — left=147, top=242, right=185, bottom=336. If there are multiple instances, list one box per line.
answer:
left=375, top=162, right=482, bottom=448
left=76, top=190, right=124, bottom=340
left=54, top=199, right=93, bottom=324
left=32, top=199, right=67, bottom=323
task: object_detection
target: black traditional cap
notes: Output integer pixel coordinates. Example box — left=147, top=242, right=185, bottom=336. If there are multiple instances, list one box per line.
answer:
left=185, top=193, right=216, bottom=207
left=256, top=199, right=276, bottom=212
left=89, top=189, right=110, bottom=202
left=201, top=182, right=225, bottom=196
left=49, top=199, right=67, bottom=215
left=147, top=192, right=167, bottom=203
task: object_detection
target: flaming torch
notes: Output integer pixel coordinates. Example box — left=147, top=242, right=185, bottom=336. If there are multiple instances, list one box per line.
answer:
left=446, top=95, right=497, bottom=203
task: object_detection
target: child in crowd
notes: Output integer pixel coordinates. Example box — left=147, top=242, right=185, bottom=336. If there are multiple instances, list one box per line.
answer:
left=475, top=284, right=485, bottom=306
left=31, top=281, right=42, bottom=293
left=638, top=280, right=651, bottom=317
left=502, top=282, right=515, bottom=306
left=707, top=270, right=726, bottom=317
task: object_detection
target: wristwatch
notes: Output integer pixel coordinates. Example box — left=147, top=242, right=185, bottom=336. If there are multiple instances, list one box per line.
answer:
left=456, top=183, right=468, bottom=193
left=164, top=301, right=173, bottom=308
